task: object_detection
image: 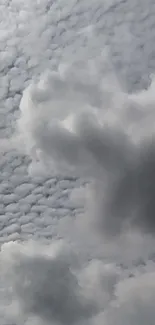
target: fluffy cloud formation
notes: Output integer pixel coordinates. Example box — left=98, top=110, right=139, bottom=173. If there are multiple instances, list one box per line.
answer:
left=1, top=240, right=155, bottom=325
left=1, top=241, right=98, bottom=325
left=10, top=57, right=155, bottom=238
left=96, top=271, right=155, bottom=325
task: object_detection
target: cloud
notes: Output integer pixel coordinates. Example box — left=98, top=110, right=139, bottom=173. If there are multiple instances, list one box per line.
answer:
left=0, top=240, right=118, bottom=325
left=1, top=240, right=155, bottom=325
left=9, top=56, right=155, bottom=238
left=2, top=1, right=155, bottom=325
left=100, top=272, right=155, bottom=325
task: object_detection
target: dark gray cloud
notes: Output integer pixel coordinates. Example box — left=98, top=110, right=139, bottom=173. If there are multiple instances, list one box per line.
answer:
left=10, top=253, right=95, bottom=324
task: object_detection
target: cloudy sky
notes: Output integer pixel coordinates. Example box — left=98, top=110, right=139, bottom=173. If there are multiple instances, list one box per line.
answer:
left=1, top=0, right=155, bottom=324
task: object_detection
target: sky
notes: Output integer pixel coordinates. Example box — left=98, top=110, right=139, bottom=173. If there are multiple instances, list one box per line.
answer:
left=1, top=0, right=155, bottom=324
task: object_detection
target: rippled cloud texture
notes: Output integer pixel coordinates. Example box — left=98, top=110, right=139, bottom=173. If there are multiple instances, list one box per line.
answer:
left=1, top=0, right=155, bottom=325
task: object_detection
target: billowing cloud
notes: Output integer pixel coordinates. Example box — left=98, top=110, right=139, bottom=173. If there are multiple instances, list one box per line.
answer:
left=2, top=1, right=155, bottom=325
left=0, top=240, right=118, bottom=325
left=100, top=272, right=155, bottom=325
left=1, top=240, right=155, bottom=325
left=10, top=57, right=155, bottom=237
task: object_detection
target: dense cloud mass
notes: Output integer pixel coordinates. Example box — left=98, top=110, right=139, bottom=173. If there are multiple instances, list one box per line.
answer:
left=2, top=240, right=155, bottom=325
left=11, top=58, right=155, bottom=237
left=1, top=0, right=155, bottom=324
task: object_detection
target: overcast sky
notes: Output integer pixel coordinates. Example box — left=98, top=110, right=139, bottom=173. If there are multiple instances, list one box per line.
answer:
left=1, top=0, right=155, bottom=324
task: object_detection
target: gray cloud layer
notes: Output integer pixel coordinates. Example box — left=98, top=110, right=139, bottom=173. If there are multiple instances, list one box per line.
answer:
left=1, top=0, right=155, bottom=324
